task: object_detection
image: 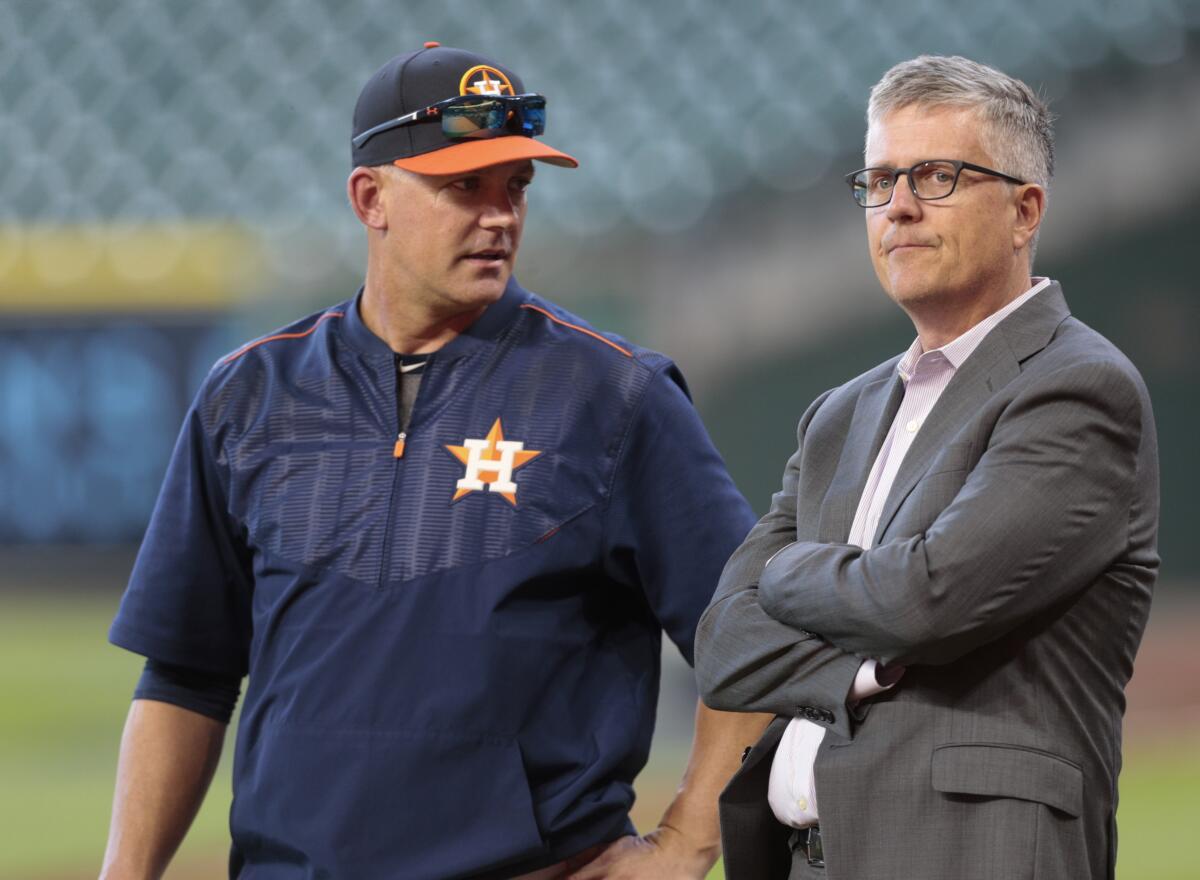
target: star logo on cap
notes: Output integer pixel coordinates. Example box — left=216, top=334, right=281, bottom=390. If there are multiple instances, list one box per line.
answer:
left=460, top=65, right=515, bottom=97
left=446, top=418, right=540, bottom=506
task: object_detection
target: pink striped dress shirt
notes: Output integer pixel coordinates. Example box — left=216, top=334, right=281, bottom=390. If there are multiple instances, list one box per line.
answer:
left=767, top=278, right=1052, bottom=828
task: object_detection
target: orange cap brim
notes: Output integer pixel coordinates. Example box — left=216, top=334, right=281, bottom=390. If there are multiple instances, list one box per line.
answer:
left=393, top=135, right=578, bottom=175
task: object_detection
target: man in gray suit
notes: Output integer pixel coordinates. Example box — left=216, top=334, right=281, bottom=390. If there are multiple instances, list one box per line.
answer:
left=695, top=55, right=1159, bottom=880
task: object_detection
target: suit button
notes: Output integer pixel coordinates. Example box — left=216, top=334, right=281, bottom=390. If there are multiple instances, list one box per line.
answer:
left=741, top=746, right=752, bottom=764
left=818, top=710, right=835, bottom=723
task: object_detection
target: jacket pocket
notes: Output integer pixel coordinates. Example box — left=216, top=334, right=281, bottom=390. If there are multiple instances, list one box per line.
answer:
left=931, top=743, right=1082, bottom=817
left=233, top=722, right=548, bottom=876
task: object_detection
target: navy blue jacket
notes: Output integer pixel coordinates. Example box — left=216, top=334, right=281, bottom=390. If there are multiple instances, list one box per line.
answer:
left=111, top=279, right=756, bottom=879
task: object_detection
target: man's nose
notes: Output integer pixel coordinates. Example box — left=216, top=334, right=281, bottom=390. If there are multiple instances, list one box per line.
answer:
left=885, top=172, right=923, bottom=221
left=479, top=190, right=520, bottom=229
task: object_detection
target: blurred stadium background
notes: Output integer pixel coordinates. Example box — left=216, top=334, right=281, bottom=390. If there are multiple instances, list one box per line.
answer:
left=1, top=0, right=1197, bottom=877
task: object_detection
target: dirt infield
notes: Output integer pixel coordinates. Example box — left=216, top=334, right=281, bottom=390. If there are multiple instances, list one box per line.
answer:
left=1123, top=595, right=1200, bottom=743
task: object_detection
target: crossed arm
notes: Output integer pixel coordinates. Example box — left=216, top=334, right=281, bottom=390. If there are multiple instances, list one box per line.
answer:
left=695, top=391, right=868, bottom=739
left=756, top=363, right=1143, bottom=668
left=697, top=360, right=1145, bottom=710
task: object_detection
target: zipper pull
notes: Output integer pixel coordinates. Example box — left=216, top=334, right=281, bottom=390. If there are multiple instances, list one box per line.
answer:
left=393, top=432, right=407, bottom=458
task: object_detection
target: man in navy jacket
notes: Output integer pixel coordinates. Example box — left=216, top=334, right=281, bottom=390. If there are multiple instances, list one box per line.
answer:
left=100, top=44, right=769, bottom=879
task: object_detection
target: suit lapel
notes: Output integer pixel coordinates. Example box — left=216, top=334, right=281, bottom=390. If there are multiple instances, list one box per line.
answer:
left=817, top=369, right=904, bottom=543
left=872, top=284, right=1071, bottom=544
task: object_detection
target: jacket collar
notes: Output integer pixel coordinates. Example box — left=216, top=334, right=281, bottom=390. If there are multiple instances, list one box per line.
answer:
left=339, top=277, right=532, bottom=361
left=871, top=281, right=1071, bottom=544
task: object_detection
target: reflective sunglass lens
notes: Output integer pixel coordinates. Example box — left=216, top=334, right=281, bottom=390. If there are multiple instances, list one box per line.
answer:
left=442, top=100, right=506, bottom=138
left=519, top=106, right=545, bottom=136
left=439, top=95, right=547, bottom=140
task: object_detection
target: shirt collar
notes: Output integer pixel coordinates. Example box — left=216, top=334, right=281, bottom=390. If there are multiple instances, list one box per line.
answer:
left=897, top=277, right=1052, bottom=381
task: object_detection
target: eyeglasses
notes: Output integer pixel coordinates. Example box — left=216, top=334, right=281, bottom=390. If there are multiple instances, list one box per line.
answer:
left=352, top=93, right=547, bottom=149
left=845, top=159, right=1026, bottom=208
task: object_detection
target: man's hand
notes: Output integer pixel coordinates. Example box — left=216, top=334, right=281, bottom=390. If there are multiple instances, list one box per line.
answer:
left=563, top=826, right=716, bottom=879
left=561, top=702, right=770, bottom=878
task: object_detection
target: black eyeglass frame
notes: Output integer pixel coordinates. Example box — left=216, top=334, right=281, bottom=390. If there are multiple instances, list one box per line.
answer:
left=844, top=159, right=1027, bottom=208
left=352, top=92, right=546, bottom=149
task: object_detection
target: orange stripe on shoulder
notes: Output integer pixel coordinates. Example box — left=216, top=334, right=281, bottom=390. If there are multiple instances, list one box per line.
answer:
left=220, top=311, right=344, bottom=365
left=520, top=304, right=633, bottom=358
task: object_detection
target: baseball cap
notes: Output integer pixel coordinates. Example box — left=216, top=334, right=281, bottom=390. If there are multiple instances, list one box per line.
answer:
left=352, top=43, right=578, bottom=174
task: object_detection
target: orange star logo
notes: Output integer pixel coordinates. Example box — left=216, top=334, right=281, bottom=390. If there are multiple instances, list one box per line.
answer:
left=446, top=418, right=540, bottom=505
left=459, top=65, right=515, bottom=97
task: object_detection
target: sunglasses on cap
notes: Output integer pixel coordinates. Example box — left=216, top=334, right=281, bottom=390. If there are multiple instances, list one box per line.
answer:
left=352, top=93, right=547, bottom=150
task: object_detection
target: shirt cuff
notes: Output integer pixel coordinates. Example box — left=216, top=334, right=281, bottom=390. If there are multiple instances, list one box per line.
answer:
left=848, top=658, right=905, bottom=702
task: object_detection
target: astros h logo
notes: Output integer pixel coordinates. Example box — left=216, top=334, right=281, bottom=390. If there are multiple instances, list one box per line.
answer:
left=446, top=418, right=540, bottom=506
left=459, top=65, right=515, bottom=97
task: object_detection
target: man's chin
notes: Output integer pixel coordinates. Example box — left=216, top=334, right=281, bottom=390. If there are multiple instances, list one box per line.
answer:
left=444, top=274, right=510, bottom=312
left=461, top=261, right=511, bottom=287
left=885, top=276, right=943, bottom=309
left=475, top=274, right=511, bottom=301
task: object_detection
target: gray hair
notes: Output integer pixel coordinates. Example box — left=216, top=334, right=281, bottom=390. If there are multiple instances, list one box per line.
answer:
left=866, top=55, right=1054, bottom=189
left=866, top=56, right=1054, bottom=264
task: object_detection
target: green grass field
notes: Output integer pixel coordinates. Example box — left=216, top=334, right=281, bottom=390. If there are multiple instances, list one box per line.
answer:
left=1, top=592, right=1195, bottom=879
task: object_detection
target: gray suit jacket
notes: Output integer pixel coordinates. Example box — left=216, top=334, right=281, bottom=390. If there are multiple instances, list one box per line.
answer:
left=695, top=284, right=1159, bottom=880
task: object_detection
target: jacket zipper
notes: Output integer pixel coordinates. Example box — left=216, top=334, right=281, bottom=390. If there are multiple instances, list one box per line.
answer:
left=378, top=353, right=407, bottom=588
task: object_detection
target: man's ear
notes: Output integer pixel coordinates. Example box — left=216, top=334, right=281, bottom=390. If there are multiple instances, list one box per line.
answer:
left=1012, top=183, right=1046, bottom=253
left=347, top=166, right=389, bottom=230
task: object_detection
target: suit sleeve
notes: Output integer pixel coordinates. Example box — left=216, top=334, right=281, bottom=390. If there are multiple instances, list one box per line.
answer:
left=602, top=364, right=758, bottom=667
left=694, top=390, right=868, bottom=739
left=758, top=359, right=1147, bottom=668
left=109, top=386, right=254, bottom=678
